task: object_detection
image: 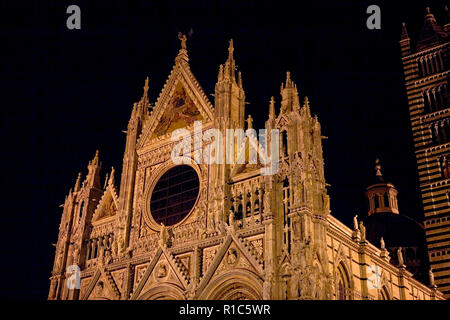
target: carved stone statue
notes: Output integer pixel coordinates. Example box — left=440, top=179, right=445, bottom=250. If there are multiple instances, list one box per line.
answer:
left=159, top=223, right=169, bottom=247
left=228, top=210, right=235, bottom=229
left=178, top=32, right=187, bottom=50
left=325, top=276, right=335, bottom=299
left=246, top=114, right=253, bottom=130
left=226, top=248, right=238, bottom=265
left=157, top=263, right=168, bottom=278
left=397, top=247, right=405, bottom=267
left=95, top=281, right=104, bottom=296
left=429, top=268, right=435, bottom=287
left=103, top=249, right=112, bottom=265
left=113, top=231, right=124, bottom=257
left=353, top=215, right=359, bottom=230
left=380, top=237, right=385, bottom=250
left=72, top=244, right=80, bottom=264
left=359, top=221, right=366, bottom=242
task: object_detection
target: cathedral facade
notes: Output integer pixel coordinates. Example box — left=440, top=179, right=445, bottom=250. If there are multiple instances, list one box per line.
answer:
left=49, top=36, right=443, bottom=300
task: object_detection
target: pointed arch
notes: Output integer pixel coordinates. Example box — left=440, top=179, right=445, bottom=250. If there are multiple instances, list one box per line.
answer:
left=236, top=203, right=243, bottom=220
left=198, top=270, right=263, bottom=300
left=379, top=285, right=391, bottom=300
left=138, top=283, right=186, bottom=300
left=378, top=271, right=392, bottom=300
left=281, top=129, right=288, bottom=157
left=336, top=262, right=351, bottom=300
left=253, top=198, right=260, bottom=214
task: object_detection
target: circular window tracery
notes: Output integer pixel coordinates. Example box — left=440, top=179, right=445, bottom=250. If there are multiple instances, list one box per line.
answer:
left=149, top=165, right=199, bottom=226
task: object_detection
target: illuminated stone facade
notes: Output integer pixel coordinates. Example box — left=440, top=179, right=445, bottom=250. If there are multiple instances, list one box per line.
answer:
left=49, top=36, right=443, bottom=300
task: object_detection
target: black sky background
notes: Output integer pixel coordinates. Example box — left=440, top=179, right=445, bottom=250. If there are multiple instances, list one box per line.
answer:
left=1, top=0, right=449, bottom=300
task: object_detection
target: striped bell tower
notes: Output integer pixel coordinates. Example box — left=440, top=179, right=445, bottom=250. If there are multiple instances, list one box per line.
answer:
left=400, top=7, right=450, bottom=298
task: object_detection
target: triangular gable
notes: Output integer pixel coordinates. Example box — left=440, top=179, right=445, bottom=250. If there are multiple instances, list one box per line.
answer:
left=130, top=248, right=162, bottom=299
left=150, top=81, right=203, bottom=138
left=92, top=184, right=119, bottom=223
left=212, top=242, right=260, bottom=280
left=131, top=245, right=191, bottom=299
left=196, top=230, right=264, bottom=294
left=81, top=268, right=121, bottom=300
left=279, top=250, right=292, bottom=269
left=334, top=242, right=347, bottom=266
left=137, top=58, right=214, bottom=149
left=230, top=133, right=270, bottom=178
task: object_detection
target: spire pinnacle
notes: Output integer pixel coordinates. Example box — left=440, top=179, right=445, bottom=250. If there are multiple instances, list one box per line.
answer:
left=401, top=22, right=409, bottom=40
left=282, top=71, right=296, bottom=89
left=223, top=39, right=236, bottom=80
left=90, top=150, right=99, bottom=166
left=218, top=64, right=224, bottom=81
left=269, top=96, right=276, bottom=119
left=86, top=150, right=101, bottom=189
left=74, top=172, right=82, bottom=192
left=303, top=96, right=310, bottom=109
left=425, top=7, right=436, bottom=22
left=108, top=166, right=115, bottom=186
left=140, top=76, right=150, bottom=106
left=143, top=76, right=149, bottom=96
left=228, top=39, right=234, bottom=60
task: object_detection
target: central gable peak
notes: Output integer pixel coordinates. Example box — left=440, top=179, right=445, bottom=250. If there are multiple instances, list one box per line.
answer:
left=137, top=34, right=214, bottom=148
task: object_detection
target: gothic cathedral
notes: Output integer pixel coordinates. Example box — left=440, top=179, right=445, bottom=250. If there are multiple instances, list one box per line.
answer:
left=49, top=35, right=443, bottom=300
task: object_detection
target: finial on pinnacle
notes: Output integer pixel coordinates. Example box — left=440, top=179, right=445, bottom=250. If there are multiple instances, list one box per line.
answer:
left=89, top=149, right=100, bottom=167
left=425, top=7, right=436, bottom=21
left=304, top=96, right=310, bottom=107
left=144, top=76, right=149, bottom=94
left=228, top=39, right=234, bottom=58
left=375, top=158, right=382, bottom=177
left=401, top=22, right=409, bottom=39
left=93, top=150, right=99, bottom=162
left=286, top=71, right=291, bottom=86
left=140, top=76, right=150, bottom=103
left=108, top=166, right=115, bottom=186
left=178, top=32, right=187, bottom=50
left=74, top=172, right=82, bottom=192
left=269, top=96, right=276, bottom=119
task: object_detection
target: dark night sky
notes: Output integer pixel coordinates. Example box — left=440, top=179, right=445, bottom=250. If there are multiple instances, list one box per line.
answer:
left=1, top=0, right=449, bottom=300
